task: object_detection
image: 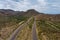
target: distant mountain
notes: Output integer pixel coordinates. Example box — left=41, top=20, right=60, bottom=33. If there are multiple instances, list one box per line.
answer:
left=0, top=9, right=60, bottom=21
left=0, top=9, right=15, bottom=16
left=0, top=9, right=39, bottom=16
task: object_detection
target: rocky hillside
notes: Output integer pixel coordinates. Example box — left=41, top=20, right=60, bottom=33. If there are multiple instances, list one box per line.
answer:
left=0, top=9, right=60, bottom=21
left=36, top=14, right=60, bottom=21
left=0, top=9, right=39, bottom=16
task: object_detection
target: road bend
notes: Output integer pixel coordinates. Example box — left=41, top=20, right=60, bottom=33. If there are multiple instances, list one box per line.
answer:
left=32, top=20, right=38, bottom=40
left=7, top=17, right=33, bottom=40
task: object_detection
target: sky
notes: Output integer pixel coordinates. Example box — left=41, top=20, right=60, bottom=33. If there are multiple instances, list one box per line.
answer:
left=0, top=0, right=60, bottom=14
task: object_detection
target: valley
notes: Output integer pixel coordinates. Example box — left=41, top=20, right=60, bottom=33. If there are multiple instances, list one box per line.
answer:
left=0, top=9, right=60, bottom=40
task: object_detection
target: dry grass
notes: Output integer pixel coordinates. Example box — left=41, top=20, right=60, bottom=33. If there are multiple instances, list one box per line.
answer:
left=0, top=21, right=24, bottom=40
left=36, top=20, right=60, bottom=40
left=15, top=25, right=32, bottom=40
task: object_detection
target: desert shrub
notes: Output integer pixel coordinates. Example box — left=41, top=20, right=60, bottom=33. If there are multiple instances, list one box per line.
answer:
left=0, top=15, right=27, bottom=30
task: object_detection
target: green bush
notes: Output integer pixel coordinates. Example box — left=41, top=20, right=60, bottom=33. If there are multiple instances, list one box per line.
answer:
left=0, top=15, right=28, bottom=30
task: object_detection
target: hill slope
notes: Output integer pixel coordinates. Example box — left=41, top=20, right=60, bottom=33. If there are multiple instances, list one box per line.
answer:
left=36, top=14, right=60, bottom=21
left=0, top=9, right=39, bottom=16
left=0, top=9, right=60, bottom=21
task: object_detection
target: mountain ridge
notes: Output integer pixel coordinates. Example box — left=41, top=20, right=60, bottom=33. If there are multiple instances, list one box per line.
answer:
left=0, top=9, right=60, bottom=15
left=0, top=9, right=60, bottom=21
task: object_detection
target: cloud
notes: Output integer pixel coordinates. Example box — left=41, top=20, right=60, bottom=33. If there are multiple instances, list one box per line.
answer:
left=37, top=0, right=47, bottom=6
left=0, top=0, right=48, bottom=11
left=0, top=0, right=31, bottom=11
left=0, top=0, right=60, bottom=14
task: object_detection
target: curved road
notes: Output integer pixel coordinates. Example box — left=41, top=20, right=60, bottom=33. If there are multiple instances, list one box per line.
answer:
left=7, top=17, right=33, bottom=40
left=7, top=17, right=38, bottom=40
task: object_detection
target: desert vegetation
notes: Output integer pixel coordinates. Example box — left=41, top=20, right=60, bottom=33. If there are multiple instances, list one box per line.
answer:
left=0, top=15, right=28, bottom=40
left=0, top=9, right=60, bottom=40
left=0, top=15, right=27, bottom=30
left=15, top=17, right=34, bottom=40
left=36, top=20, right=60, bottom=40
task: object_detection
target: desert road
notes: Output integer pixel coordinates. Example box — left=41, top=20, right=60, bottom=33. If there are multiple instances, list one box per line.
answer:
left=7, top=17, right=33, bottom=40
left=7, top=17, right=38, bottom=40
left=32, top=20, right=38, bottom=40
